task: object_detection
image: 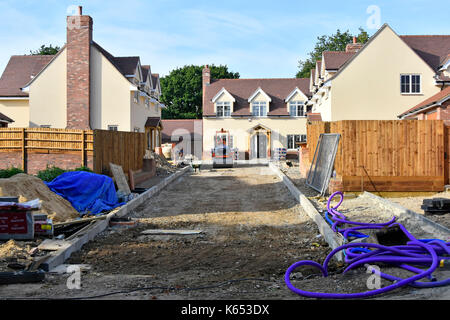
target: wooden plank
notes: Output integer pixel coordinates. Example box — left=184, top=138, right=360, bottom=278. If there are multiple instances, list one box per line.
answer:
left=109, top=163, right=131, bottom=195
left=342, top=175, right=444, bottom=192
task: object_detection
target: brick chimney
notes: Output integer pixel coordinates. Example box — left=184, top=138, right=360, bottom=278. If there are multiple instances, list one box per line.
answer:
left=202, top=65, right=211, bottom=87
left=202, top=65, right=211, bottom=111
left=66, top=6, right=92, bottom=129
left=345, top=36, right=363, bottom=53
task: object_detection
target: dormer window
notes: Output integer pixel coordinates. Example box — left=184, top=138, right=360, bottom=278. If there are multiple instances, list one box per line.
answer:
left=248, top=88, right=271, bottom=117
left=217, top=102, right=231, bottom=117
left=212, top=88, right=235, bottom=117
left=289, top=101, right=305, bottom=117
left=252, top=101, right=267, bottom=117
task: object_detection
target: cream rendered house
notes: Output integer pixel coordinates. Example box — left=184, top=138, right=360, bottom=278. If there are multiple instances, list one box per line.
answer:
left=0, top=6, right=164, bottom=148
left=202, top=65, right=311, bottom=160
left=309, top=24, right=450, bottom=121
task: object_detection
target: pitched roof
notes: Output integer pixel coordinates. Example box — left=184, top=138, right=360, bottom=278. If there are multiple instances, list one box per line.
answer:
left=151, top=73, right=160, bottom=90
left=0, top=55, right=54, bottom=97
left=0, top=112, right=14, bottom=123
left=400, top=35, right=450, bottom=72
left=145, top=117, right=162, bottom=128
left=92, top=42, right=140, bottom=79
left=399, top=86, right=450, bottom=117
left=113, top=56, right=140, bottom=76
left=141, top=65, right=150, bottom=81
left=203, top=78, right=311, bottom=117
left=161, top=119, right=203, bottom=142
left=314, top=25, right=450, bottom=86
left=322, top=51, right=355, bottom=70
left=306, top=113, right=322, bottom=121
left=315, top=61, right=322, bottom=78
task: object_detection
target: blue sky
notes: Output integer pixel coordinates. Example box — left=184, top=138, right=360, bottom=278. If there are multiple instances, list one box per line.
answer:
left=0, top=0, right=449, bottom=79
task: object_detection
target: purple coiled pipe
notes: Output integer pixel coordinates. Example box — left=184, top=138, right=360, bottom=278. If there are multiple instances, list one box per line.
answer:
left=285, top=191, right=450, bottom=298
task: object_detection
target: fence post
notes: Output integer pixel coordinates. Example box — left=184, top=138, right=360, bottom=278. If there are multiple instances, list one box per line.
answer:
left=21, top=128, right=27, bottom=173
left=81, top=130, right=86, bottom=167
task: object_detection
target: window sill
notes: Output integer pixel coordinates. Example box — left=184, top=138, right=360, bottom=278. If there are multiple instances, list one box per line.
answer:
left=400, top=93, right=423, bottom=96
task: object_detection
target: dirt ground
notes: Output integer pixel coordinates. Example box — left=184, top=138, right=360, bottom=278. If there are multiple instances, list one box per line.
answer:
left=0, top=165, right=449, bottom=300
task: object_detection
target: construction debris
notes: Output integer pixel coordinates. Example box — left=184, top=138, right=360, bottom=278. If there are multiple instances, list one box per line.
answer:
left=144, top=150, right=177, bottom=174
left=421, top=198, right=450, bottom=215
left=0, top=174, right=79, bottom=223
left=141, top=229, right=203, bottom=235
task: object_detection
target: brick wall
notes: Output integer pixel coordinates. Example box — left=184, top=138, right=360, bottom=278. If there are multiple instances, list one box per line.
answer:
left=327, top=177, right=344, bottom=194
left=298, top=147, right=310, bottom=178
left=0, top=152, right=93, bottom=175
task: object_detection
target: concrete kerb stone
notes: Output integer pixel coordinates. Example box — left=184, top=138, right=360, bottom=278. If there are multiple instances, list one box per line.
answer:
left=113, top=165, right=191, bottom=218
left=362, top=191, right=450, bottom=239
left=40, top=166, right=192, bottom=271
left=268, top=162, right=344, bottom=262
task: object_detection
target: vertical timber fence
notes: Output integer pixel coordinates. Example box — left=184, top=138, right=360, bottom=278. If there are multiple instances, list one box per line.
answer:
left=0, top=128, right=145, bottom=176
left=306, top=120, right=446, bottom=192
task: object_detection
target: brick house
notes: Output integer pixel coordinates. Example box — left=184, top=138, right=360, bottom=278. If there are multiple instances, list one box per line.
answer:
left=0, top=6, right=164, bottom=149
left=202, top=65, right=312, bottom=160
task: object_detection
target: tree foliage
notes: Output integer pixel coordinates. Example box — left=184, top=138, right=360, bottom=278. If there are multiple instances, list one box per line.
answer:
left=30, top=44, right=61, bottom=55
left=296, top=28, right=370, bottom=78
left=160, top=65, right=240, bottom=119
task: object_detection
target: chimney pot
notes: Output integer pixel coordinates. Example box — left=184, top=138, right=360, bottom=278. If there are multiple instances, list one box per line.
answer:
left=77, top=6, right=82, bottom=15
left=353, top=36, right=357, bottom=44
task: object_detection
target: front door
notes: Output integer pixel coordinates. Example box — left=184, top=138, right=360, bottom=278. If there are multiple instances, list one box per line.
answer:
left=251, top=133, right=267, bottom=159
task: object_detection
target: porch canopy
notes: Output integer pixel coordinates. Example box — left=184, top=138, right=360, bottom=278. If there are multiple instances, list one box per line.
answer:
left=247, top=123, right=272, bottom=158
left=145, top=117, right=163, bottom=150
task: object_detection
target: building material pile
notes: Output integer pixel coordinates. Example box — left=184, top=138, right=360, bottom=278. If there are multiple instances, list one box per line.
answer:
left=0, top=174, right=79, bottom=223
left=144, top=150, right=177, bottom=174
left=0, top=240, right=33, bottom=272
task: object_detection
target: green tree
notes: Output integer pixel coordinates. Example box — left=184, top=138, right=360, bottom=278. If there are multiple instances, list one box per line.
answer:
left=30, top=44, right=60, bottom=55
left=296, top=27, right=370, bottom=78
left=160, top=64, right=240, bottom=119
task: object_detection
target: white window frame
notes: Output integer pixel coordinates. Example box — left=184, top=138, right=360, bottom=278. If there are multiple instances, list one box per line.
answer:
left=216, top=101, right=231, bottom=117
left=252, top=101, right=267, bottom=117
left=400, top=74, right=422, bottom=94
left=108, top=125, right=118, bottom=131
left=287, top=134, right=306, bottom=150
left=289, top=101, right=305, bottom=117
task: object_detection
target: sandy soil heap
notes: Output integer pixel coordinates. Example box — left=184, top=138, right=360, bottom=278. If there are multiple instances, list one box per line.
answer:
left=0, top=173, right=79, bottom=222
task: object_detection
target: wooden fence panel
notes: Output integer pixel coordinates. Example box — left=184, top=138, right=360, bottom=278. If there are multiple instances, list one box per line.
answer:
left=306, top=120, right=445, bottom=191
left=92, top=130, right=145, bottom=176
left=0, top=128, right=94, bottom=172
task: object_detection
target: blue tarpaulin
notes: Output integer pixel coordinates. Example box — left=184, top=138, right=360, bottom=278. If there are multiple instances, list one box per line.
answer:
left=45, top=171, right=124, bottom=216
